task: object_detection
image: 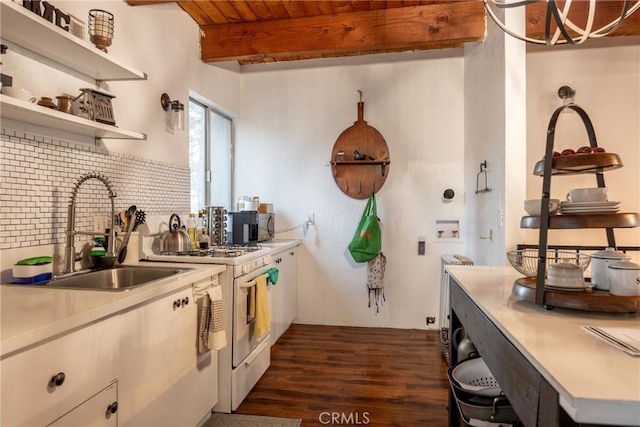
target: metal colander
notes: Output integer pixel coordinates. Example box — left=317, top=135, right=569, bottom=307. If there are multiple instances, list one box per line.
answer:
left=449, top=357, right=502, bottom=397
left=507, top=249, right=591, bottom=277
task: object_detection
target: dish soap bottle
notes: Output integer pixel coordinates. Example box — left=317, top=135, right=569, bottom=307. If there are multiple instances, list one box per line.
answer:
left=90, top=236, right=106, bottom=257
left=187, top=213, right=197, bottom=250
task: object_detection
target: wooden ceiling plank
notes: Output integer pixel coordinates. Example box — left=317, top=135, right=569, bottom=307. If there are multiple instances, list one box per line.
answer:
left=525, top=1, right=640, bottom=39
left=176, top=1, right=214, bottom=25
left=263, top=1, right=291, bottom=19
left=300, top=1, right=322, bottom=16
left=200, top=2, right=485, bottom=62
left=368, top=1, right=387, bottom=11
left=231, top=2, right=259, bottom=21
left=385, top=1, right=406, bottom=9
left=316, top=1, right=338, bottom=15
left=245, top=2, right=275, bottom=20
left=195, top=1, right=231, bottom=24
left=213, top=1, right=246, bottom=23
left=280, top=1, right=308, bottom=18
left=351, top=1, right=372, bottom=12
left=331, top=1, right=356, bottom=14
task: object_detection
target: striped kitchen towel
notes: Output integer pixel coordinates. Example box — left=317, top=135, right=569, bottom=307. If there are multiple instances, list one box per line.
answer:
left=198, top=286, right=227, bottom=352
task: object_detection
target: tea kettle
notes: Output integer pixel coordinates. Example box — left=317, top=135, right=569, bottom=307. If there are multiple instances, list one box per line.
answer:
left=159, top=214, right=191, bottom=252
left=452, top=328, right=477, bottom=362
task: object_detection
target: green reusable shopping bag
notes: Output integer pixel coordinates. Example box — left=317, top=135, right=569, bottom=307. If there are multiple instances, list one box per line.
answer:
left=348, top=192, right=381, bottom=263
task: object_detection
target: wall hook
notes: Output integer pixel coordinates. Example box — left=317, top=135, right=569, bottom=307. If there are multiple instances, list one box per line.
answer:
left=475, top=161, right=491, bottom=194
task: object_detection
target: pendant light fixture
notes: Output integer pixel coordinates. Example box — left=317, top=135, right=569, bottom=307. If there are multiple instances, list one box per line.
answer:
left=483, top=0, right=640, bottom=45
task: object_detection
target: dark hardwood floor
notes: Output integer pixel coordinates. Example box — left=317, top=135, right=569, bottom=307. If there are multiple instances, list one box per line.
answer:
left=235, top=324, right=451, bottom=426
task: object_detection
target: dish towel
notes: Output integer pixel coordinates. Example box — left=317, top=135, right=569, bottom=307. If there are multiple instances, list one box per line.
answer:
left=198, top=286, right=227, bottom=352
left=253, top=274, right=270, bottom=340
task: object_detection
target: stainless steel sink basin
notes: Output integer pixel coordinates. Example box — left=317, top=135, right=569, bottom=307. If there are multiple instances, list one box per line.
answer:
left=36, top=266, right=193, bottom=292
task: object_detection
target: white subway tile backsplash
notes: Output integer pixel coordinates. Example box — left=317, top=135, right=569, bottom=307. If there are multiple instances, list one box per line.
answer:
left=0, top=128, right=190, bottom=250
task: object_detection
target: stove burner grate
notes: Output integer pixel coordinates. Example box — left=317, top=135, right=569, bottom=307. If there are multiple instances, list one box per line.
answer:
left=158, top=244, right=262, bottom=258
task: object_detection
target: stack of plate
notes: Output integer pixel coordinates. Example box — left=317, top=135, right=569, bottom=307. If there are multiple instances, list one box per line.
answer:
left=559, top=201, right=620, bottom=215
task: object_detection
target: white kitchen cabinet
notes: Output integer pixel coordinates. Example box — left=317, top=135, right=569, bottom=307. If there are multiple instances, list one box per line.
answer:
left=48, top=381, right=118, bottom=427
left=270, top=246, right=298, bottom=345
left=118, top=278, right=219, bottom=427
left=0, top=0, right=147, bottom=140
left=0, top=313, right=120, bottom=426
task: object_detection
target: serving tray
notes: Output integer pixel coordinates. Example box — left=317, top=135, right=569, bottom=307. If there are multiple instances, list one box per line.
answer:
left=532, top=152, right=623, bottom=176
left=513, top=277, right=640, bottom=313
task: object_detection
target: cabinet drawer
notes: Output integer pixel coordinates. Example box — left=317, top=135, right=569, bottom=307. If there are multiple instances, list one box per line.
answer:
left=48, top=382, right=118, bottom=427
left=1, top=315, right=120, bottom=426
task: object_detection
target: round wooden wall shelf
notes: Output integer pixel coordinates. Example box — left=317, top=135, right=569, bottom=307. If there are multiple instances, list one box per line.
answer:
left=331, top=97, right=390, bottom=199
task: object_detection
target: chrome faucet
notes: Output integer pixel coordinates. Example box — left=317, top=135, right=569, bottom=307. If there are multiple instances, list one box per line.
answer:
left=63, top=172, right=117, bottom=274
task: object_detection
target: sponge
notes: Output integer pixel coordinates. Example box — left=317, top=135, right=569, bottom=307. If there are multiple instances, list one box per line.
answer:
left=13, top=256, right=53, bottom=284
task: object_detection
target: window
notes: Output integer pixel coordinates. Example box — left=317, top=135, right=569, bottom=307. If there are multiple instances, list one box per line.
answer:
left=189, top=98, right=233, bottom=213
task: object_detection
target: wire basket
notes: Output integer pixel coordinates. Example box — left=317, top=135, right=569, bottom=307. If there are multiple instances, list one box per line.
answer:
left=507, top=249, right=591, bottom=277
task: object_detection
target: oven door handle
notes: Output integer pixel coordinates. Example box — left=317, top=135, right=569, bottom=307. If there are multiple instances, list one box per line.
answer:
left=240, top=280, right=256, bottom=289
left=239, top=273, right=270, bottom=289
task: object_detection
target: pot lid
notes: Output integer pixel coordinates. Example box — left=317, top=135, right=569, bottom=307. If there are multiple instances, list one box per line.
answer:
left=607, top=261, right=640, bottom=270
left=591, top=247, right=630, bottom=260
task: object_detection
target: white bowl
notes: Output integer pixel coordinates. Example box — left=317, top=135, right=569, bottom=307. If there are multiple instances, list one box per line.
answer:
left=567, top=187, right=608, bottom=203
left=548, top=262, right=583, bottom=279
left=546, top=276, right=585, bottom=288
left=524, top=199, right=560, bottom=216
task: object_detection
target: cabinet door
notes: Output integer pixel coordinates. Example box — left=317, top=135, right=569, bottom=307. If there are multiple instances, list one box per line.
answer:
left=48, top=382, right=118, bottom=427
left=280, top=248, right=298, bottom=333
left=118, top=282, right=218, bottom=427
left=271, top=247, right=298, bottom=344
left=1, top=314, right=120, bottom=426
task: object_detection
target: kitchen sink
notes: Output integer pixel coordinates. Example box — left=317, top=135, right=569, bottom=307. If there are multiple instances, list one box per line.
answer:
left=21, top=266, right=193, bottom=292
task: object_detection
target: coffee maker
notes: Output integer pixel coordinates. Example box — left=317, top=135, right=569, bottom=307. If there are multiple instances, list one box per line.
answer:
left=227, top=211, right=259, bottom=246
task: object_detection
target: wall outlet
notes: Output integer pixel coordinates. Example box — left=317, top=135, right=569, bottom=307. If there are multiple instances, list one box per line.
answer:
left=306, top=212, right=314, bottom=225
left=418, top=240, right=425, bottom=255
left=426, top=316, right=436, bottom=325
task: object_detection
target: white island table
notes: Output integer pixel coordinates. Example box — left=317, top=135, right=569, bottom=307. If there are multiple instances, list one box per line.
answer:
left=446, top=265, right=640, bottom=427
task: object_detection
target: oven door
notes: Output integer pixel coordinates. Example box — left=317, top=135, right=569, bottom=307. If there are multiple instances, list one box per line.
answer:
left=233, top=264, right=271, bottom=367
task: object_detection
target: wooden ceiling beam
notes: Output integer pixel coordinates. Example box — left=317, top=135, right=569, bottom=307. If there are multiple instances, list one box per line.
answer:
left=199, top=1, right=485, bottom=63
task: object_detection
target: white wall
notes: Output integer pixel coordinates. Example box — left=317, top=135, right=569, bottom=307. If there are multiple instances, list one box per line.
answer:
left=463, top=6, right=528, bottom=266
left=526, top=37, right=640, bottom=260
left=234, top=51, right=467, bottom=329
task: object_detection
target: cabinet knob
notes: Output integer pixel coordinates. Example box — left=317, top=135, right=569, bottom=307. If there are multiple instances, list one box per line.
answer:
left=49, top=372, right=66, bottom=387
left=107, top=401, right=118, bottom=414
left=173, top=299, right=181, bottom=309
left=182, top=297, right=189, bottom=307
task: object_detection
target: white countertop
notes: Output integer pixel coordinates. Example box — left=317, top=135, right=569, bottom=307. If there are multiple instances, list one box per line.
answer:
left=259, top=239, right=301, bottom=253
left=447, top=265, right=640, bottom=426
left=0, top=263, right=226, bottom=358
